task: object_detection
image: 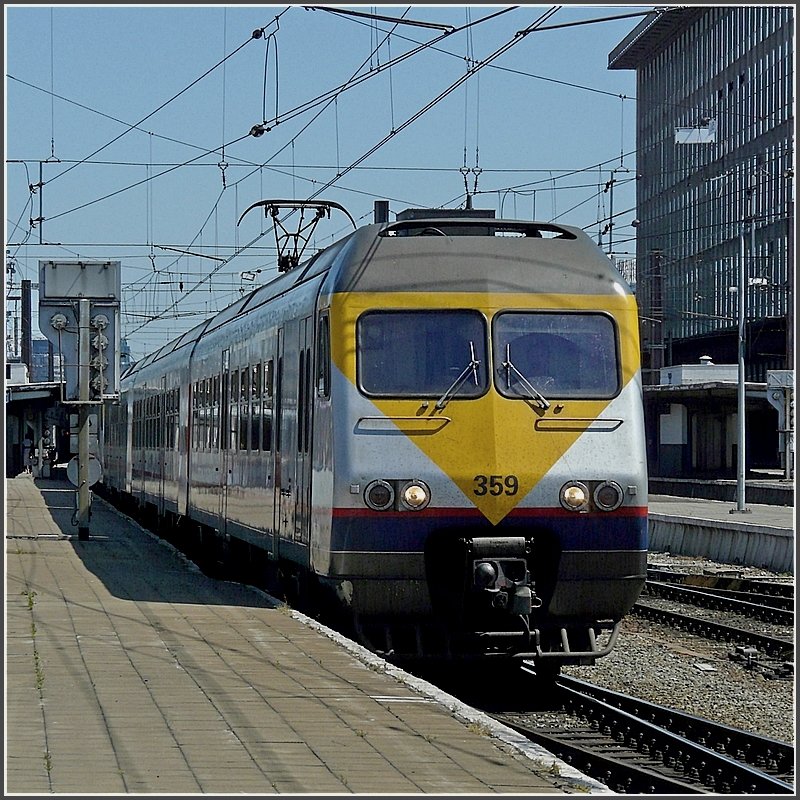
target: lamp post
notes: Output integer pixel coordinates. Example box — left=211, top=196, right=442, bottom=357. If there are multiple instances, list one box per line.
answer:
left=731, top=171, right=756, bottom=515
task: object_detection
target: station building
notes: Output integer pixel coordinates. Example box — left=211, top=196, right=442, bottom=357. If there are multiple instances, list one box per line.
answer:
left=609, top=6, right=794, bottom=482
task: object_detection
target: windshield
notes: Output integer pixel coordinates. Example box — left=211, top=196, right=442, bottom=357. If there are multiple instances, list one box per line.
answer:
left=493, top=312, right=619, bottom=399
left=358, top=310, right=488, bottom=398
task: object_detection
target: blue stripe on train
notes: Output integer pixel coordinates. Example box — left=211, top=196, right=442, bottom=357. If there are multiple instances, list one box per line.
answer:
left=329, top=510, right=648, bottom=552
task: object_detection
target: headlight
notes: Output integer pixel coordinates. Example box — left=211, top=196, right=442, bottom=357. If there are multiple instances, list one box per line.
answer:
left=399, top=480, right=430, bottom=510
left=364, top=480, right=394, bottom=511
left=560, top=481, right=589, bottom=512
left=594, top=480, right=624, bottom=511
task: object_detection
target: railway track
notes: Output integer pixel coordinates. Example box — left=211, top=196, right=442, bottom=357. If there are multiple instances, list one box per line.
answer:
left=489, top=670, right=794, bottom=794
left=642, top=579, right=794, bottom=625
left=647, top=567, right=795, bottom=599
left=633, top=571, right=794, bottom=679
left=631, top=599, right=793, bottom=657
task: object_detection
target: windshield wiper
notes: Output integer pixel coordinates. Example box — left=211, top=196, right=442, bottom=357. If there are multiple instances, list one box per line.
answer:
left=436, top=341, right=481, bottom=409
left=502, top=344, right=550, bottom=410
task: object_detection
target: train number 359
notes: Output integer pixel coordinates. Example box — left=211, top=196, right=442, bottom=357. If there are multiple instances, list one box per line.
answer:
left=473, top=474, right=519, bottom=496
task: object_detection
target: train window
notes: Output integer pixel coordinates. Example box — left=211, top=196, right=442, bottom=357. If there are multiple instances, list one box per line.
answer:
left=264, top=359, right=274, bottom=398
left=222, top=371, right=232, bottom=451
left=211, top=375, right=220, bottom=450
left=202, top=380, right=209, bottom=450
left=240, top=368, right=250, bottom=451
left=317, top=315, right=331, bottom=398
left=493, top=312, right=620, bottom=399
left=230, top=398, right=238, bottom=452
left=296, top=341, right=313, bottom=454
left=161, top=393, right=167, bottom=450
left=161, top=393, right=166, bottom=450
left=173, top=388, right=179, bottom=451
left=191, top=383, right=197, bottom=449
left=209, top=381, right=215, bottom=450
left=251, top=364, right=261, bottom=451
left=358, top=310, right=488, bottom=398
left=262, top=359, right=273, bottom=452
left=201, top=387, right=208, bottom=452
left=275, top=357, right=283, bottom=452
left=305, top=347, right=312, bottom=450
left=298, top=350, right=306, bottom=454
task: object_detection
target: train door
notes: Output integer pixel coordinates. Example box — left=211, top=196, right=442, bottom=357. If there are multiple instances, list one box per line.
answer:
left=218, top=348, right=231, bottom=534
left=124, top=393, right=133, bottom=495
left=274, top=325, right=298, bottom=544
left=272, top=329, right=284, bottom=547
left=158, top=375, right=166, bottom=515
left=296, top=316, right=313, bottom=546
left=135, top=386, right=146, bottom=507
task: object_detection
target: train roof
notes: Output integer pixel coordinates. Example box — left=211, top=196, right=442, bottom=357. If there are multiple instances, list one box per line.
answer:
left=122, top=216, right=629, bottom=379
left=121, top=233, right=353, bottom=380
left=328, top=216, right=628, bottom=296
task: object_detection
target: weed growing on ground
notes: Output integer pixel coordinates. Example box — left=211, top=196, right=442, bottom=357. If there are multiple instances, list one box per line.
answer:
left=467, top=721, right=490, bottom=737
left=22, top=589, right=37, bottom=609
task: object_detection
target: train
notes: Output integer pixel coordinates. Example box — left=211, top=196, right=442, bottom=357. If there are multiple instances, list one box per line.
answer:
left=101, top=205, right=649, bottom=674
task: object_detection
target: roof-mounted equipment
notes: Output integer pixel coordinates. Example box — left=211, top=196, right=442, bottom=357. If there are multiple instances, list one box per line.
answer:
left=379, top=218, right=577, bottom=239
left=237, top=200, right=357, bottom=273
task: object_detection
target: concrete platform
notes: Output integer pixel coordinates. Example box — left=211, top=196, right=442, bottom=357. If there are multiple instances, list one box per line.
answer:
left=648, top=494, right=795, bottom=575
left=5, top=474, right=606, bottom=795
left=649, top=475, right=794, bottom=507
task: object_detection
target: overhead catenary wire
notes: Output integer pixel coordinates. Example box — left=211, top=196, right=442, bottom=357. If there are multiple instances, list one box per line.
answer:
left=18, top=6, right=436, bottom=233
left=11, top=4, right=775, bottom=238
left=323, top=4, right=784, bottom=132
left=43, top=16, right=285, bottom=191
left=300, top=6, right=564, bottom=206
left=13, top=142, right=781, bottom=250
left=13, top=5, right=781, bottom=358
left=127, top=6, right=565, bottom=339
left=246, top=6, right=518, bottom=136
left=307, top=5, right=456, bottom=33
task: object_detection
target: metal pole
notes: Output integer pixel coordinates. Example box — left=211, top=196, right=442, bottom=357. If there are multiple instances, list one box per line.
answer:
left=784, top=385, right=793, bottom=481
left=732, top=175, right=753, bottom=514
left=39, top=162, right=43, bottom=245
left=77, top=298, right=92, bottom=539
left=608, top=172, right=614, bottom=257
left=21, top=279, right=32, bottom=374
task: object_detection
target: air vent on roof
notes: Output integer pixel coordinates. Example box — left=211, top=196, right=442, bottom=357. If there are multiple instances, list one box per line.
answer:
left=394, top=207, right=495, bottom=236
left=380, top=218, right=576, bottom=240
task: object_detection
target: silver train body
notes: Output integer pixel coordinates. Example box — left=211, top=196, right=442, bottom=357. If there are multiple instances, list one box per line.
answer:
left=102, top=214, right=649, bottom=667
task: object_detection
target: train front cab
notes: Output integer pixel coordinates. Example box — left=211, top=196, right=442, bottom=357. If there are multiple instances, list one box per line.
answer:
left=321, top=221, right=649, bottom=666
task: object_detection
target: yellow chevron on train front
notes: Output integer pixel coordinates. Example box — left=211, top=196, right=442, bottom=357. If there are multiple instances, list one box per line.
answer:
left=331, top=290, right=640, bottom=525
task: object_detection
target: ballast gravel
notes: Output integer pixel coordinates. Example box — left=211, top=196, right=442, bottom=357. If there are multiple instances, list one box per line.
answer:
left=563, top=553, right=795, bottom=744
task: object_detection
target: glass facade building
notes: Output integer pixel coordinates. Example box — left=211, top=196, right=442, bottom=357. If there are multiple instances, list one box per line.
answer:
left=610, top=7, right=794, bottom=384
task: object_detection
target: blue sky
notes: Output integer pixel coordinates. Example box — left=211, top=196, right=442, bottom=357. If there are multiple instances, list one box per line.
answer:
left=5, top=4, right=654, bottom=360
